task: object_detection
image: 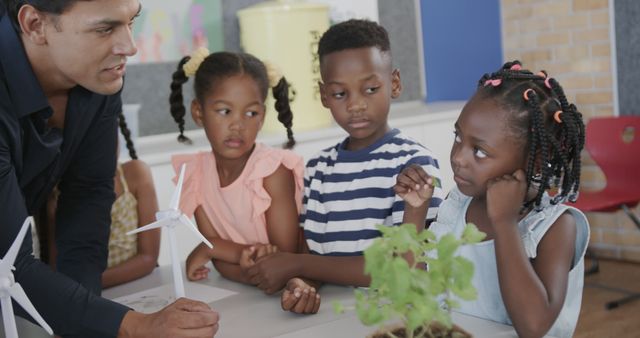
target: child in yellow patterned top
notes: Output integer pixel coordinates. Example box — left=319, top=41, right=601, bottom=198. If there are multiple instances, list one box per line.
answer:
left=41, top=112, right=161, bottom=288
left=102, top=112, right=161, bottom=288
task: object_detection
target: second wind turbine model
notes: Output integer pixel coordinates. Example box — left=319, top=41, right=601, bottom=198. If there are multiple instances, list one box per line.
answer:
left=128, top=164, right=213, bottom=298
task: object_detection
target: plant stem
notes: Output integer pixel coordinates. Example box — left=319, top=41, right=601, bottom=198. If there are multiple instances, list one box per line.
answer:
left=385, top=331, right=400, bottom=338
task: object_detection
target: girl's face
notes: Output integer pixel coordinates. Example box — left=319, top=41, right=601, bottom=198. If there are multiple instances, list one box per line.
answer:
left=192, top=74, right=265, bottom=160
left=450, top=94, right=528, bottom=199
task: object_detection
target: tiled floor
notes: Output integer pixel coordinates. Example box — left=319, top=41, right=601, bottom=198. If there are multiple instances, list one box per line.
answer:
left=574, top=259, right=640, bottom=338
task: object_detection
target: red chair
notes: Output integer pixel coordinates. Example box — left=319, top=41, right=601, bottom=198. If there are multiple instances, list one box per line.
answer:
left=571, top=116, right=640, bottom=309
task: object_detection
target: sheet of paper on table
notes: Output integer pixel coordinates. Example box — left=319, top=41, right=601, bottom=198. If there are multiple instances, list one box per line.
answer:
left=112, top=282, right=237, bottom=313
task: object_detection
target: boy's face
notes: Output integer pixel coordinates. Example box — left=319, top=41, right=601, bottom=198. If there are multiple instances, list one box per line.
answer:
left=319, top=47, right=401, bottom=151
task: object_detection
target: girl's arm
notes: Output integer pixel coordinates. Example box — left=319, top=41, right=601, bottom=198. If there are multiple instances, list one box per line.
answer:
left=262, top=164, right=300, bottom=253
left=494, top=213, right=576, bottom=338
left=102, top=160, right=160, bottom=288
left=192, top=206, right=251, bottom=263
left=215, top=165, right=301, bottom=285
left=487, top=170, right=577, bottom=338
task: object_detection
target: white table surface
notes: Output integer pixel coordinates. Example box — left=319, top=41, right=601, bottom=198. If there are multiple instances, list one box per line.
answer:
left=2, top=263, right=554, bottom=337
left=101, top=264, right=553, bottom=338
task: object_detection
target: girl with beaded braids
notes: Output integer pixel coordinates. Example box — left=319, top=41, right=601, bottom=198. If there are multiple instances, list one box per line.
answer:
left=169, top=48, right=304, bottom=286
left=426, top=60, right=590, bottom=338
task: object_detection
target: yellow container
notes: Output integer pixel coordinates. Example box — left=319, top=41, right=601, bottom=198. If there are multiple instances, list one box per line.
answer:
left=237, top=0, right=331, bottom=134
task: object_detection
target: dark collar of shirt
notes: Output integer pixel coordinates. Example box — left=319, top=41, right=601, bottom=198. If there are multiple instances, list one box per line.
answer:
left=0, top=8, right=50, bottom=120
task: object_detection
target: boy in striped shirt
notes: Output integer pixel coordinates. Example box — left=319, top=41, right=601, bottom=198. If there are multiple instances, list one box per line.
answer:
left=246, top=19, right=445, bottom=314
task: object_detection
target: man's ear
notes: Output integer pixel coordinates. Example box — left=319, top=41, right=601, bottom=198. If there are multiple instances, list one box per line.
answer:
left=191, top=100, right=204, bottom=127
left=318, top=81, right=329, bottom=108
left=18, top=5, right=49, bottom=45
left=391, top=68, right=402, bottom=99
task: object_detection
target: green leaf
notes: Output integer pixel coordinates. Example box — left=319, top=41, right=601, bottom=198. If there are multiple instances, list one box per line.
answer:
left=461, top=223, right=486, bottom=244
left=354, top=221, right=479, bottom=332
left=436, top=234, right=459, bottom=261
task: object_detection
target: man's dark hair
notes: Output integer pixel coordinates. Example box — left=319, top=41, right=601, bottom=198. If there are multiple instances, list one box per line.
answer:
left=5, top=0, right=81, bottom=31
left=317, top=19, right=391, bottom=63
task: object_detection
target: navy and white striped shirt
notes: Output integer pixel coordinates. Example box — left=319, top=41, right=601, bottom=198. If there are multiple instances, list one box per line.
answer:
left=302, top=129, right=444, bottom=256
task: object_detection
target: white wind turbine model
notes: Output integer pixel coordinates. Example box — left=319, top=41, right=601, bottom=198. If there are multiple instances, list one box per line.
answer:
left=1, top=217, right=53, bottom=338
left=128, top=164, right=213, bottom=298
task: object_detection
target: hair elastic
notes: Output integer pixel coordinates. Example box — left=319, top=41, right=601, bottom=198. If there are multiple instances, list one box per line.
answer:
left=523, top=88, right=534, bottom=101
left=183, top=47, right=210, bottom=77
left=553, top=110, right=563, bottom=123
left=510, top=64, right=522, bottom=71
left=262, top=60, right=283, bottom=88
left=484, top=79, right=502, bottom=87
left=544, top=77, right=552, bottom=89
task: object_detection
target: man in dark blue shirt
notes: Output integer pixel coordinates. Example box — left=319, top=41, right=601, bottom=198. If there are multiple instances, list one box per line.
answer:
left=0, top=1, right=219, bottom=337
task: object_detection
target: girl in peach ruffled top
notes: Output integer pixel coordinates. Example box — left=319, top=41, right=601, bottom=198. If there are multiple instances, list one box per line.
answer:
left=168, top=48, right=303, bottom=285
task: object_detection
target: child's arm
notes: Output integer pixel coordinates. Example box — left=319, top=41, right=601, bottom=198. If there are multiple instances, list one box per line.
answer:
left=186, top=206, right=254, bottom=280
left=395, top=164, right=437, bottom=267
left=102, top=160, right=160, bottom=288
left=247, top=164, right=438, bottom=294
left=279, top=239, right=324, bottom=314
left=394, top=163, right=435, bottom=227
left=487, top=170, right=576, bottom=338
left=263, top=164, right=300, bottom=253
left=248, top=252, right=370, bottom=294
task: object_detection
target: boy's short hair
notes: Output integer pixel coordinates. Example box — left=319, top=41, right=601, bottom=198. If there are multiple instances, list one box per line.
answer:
left=317, top=19, right=391, bottom=63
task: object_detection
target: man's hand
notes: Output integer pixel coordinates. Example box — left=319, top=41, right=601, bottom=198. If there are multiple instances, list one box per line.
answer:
left=281, top=278, right=321, bottom=314
left=119, top=298, right=219, bottom=337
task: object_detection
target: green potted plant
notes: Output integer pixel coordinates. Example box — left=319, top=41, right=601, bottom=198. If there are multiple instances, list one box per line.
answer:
left=335, top=223, right=485, bottom=338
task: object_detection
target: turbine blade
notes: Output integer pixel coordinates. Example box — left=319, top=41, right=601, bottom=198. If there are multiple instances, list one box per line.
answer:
left=9, top=283, right=53, bottom=335
left=170, top=164, right=187, bottom=210
left=0, top=217, right=33, bottom=272
left=127, top=218, right=171, bottom=236
left=179, top=214, right=213, bottom=248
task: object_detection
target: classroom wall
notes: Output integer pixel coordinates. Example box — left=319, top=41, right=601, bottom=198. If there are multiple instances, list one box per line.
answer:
left=122, top=0, right=425, bottom=138
left=420, top=0, right=503, bottom=102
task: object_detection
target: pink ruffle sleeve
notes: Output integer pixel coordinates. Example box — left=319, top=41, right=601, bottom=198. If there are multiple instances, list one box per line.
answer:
left=245, top=146, right=304, bottom=228
left=171, top=153, right=202, bottom=217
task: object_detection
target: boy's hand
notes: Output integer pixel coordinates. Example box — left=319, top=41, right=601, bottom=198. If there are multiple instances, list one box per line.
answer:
left=394, top=164, right=435, bottom=207
left=239, top=244, right=279, bottom=282
left=246, top=252, right=298, bottom=294
left=486, top=169, right=528, bottom=229
left=186, top=244, right=211, bottom=281
left=281, top=278, right=321, bottom=314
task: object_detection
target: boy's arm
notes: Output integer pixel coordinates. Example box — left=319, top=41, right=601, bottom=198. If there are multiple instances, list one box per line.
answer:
left=247, top=252, right=370, bottom=294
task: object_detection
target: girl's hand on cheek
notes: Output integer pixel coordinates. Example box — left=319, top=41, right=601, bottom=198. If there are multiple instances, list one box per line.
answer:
left=486, top=169, right=527, bottom=230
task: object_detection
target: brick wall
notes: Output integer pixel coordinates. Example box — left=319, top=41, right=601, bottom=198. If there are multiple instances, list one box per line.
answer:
left=501, top=0, right=640, bottom=262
